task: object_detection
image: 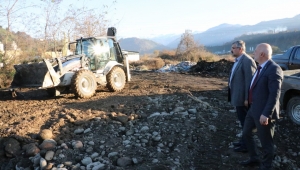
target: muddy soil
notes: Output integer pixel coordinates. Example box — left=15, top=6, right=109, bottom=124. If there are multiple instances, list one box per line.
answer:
left=0, top=71, right=299, bottom=170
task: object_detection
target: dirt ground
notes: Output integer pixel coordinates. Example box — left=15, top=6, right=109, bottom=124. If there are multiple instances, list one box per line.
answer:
left=0, top=70, right=299, bottom=170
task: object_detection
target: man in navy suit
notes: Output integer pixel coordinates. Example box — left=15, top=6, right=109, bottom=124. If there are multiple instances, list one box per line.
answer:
left=240, top=43, right=283, bottom=170
left=228, top=40, right=256, bottom=152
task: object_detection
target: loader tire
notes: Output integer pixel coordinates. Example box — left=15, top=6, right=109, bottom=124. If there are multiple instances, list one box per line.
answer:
left=71, top=70, right=97, bottom=98
left=106, top=67, right=126, bottom=92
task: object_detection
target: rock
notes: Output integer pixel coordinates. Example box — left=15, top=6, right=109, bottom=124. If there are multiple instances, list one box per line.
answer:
left=57, top=163, right=64, bottom=168
left=22, top=143, right=40, bottom=156
left=119, top=127, right=126, bottom=131
left=86, top=162, right=105, bottom=170
left=123, top=140, right=131, bottom=145
left=88, top=141, right=95, bottom=145
left=172, top=107, right=185, bottom=113
left=81, top=157, right=92, bottom=166
left=72, top=140, right=83, bottom=149
left=208, top=125, right=217, bottom=132
left=85, top=147, right=93, bottom=153
left=148, top=112, right=161, bottom=118
left=179, top=111, right=189, bottom=116
left=64, top=161, right=73, bottom=166
left=39, top=139, right=57, bottom=150
left=108, top=152, right=118, bottom=158
left=39, top=129, right=53, bottom=140
left=30, top=153, right=41, bottom=166
left=45, top=162, right=54, bottom=170
left=140, top=126, right=149, bottom=132
left=40, top=157, right=47, bottom=169
left=115, top=115, right=128, bottom=124
left=132, top=158, right=138, bottom=164
left=229, top=109, right=236, bottom=113
left=152, top=136, right=161, bottom=142
left=91, top=152, right=99, bottom=159
left=4, top=138, right=21, bottom=157
left=117, top=157, right=132, bottom=167
left=45, top=150, right=55, bottom=160
left=92, top=164, right=105, bottom=170
left=74, top=128, right=84, bottom=134
left=61, top=143, right=68, bottom=149
left=84, top=128, right=91, bottom=133
left=126, top=130, right=134, bottom=136
left=188, top=108, right=197, bottom=114
left=152, top=159, right=159, bottom=163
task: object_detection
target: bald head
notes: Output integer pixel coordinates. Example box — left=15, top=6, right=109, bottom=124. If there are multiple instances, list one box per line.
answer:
left=253, top=43, right=272, bottom=64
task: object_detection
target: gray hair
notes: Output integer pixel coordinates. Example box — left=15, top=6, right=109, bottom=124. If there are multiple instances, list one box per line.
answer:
left=232, top=40, right=246, bottom=52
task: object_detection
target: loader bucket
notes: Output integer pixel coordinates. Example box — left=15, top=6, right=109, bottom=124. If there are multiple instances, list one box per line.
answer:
left=11, top=59, right=61, bottom=88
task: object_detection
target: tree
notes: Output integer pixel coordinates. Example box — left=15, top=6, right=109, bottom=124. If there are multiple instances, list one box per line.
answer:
left=271, top=45, right=281, bottom=54
left=176, top=30, right=204, bottom=62
left=0, top=0, right=118, bottom=61
left=0, top=0, right=34, bottom=64
left=36, top=0, right=117, bottom=58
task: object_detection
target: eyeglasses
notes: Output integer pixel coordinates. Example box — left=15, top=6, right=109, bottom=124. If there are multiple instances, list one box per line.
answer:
left=231, top=47, right=240, bottom=49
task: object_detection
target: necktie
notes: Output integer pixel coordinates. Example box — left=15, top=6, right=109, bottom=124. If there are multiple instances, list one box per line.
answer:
left=248, top=66, right=262, bottom=104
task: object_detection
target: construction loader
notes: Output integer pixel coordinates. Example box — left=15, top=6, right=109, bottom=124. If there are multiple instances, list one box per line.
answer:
left=10, top=27, right=132, bottom=98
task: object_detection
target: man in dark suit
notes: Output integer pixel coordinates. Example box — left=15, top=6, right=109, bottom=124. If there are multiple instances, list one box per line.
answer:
left=228, top=40, right=257, bottom=152
left=240, top=43, right=283, bottom=170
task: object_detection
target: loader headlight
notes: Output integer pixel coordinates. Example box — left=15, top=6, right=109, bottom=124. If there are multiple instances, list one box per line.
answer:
left=92, top=44, right=102, bottom=55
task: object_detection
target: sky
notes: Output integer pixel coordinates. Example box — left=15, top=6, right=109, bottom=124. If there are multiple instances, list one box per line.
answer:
left=3, top=0, right=300, bottom=39
left=99, top=0, right=300, bottom=38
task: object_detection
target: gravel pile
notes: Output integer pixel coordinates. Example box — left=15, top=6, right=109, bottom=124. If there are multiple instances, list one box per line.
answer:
left=1, top=94, right=223, bottom=170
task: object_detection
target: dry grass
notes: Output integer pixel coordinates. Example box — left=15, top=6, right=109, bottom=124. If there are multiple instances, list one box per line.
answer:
left=130, top=57, right=165, bottom=70
left=218, top=54, right=235, bottom=62
left=131, top=50, right=235, bottom=71
left=163, top=59, right=180, bottom=65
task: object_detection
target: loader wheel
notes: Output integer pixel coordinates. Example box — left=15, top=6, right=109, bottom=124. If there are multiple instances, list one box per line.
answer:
left=106, top=67, right=126, bottom=92
left=287, top=96, right=300, bottom=125
left=71, top=70, right=97, bottom=98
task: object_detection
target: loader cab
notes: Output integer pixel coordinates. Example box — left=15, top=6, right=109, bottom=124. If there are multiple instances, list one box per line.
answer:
left=75, top=37, right=119, bottom=71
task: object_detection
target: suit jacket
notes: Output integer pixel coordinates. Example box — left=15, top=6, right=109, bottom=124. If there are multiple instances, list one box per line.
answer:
left=228, top=54, right=257, bottom=106
left=248, top=60, right=283, bottom=120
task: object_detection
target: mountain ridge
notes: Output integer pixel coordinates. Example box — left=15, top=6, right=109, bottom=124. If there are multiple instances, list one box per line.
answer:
left=118, top=37, right=169, bottom=55
left=119, top=14, right=300, bottom=54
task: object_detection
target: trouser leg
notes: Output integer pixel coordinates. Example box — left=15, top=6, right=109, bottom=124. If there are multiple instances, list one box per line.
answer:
left=236, top=106, right=248, bottom=127
left=254, top=119, right=275, bottom=169
left=243, top=115, right=259, bottom=160
left=236, top=106, right=248, bottom=148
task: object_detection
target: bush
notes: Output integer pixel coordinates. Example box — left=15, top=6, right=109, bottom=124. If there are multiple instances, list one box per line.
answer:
left=0, top=64, right=15, bottom=88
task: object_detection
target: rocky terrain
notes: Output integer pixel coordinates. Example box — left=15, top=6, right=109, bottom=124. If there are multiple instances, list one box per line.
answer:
left=0, top=67, right=299, bottom=170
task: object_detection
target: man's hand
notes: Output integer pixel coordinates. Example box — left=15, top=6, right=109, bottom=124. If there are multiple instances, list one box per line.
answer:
left=244, top=100, right=248, bottom=107
left=260, top=115, right=269, bottom=125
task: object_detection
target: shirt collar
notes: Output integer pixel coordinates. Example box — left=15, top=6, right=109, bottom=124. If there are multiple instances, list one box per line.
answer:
left=259, top=60, right=269, bottom=69
left=235, top=54, right=243, bottom=62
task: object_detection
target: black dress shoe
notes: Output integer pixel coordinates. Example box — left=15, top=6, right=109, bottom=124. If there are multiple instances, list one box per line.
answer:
left=239, top=159, right=260, bottom=166
left=232, top=141, right=241, bottom=146
left=234, top=146, right=248, bottom=153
